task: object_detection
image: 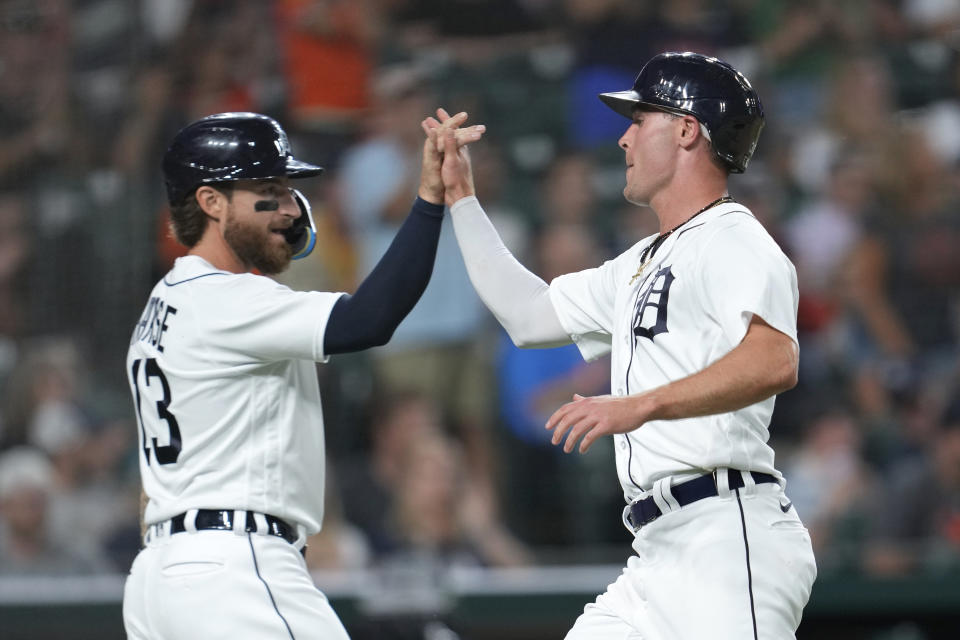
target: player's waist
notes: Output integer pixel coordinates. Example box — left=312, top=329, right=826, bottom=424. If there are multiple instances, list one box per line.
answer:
left=145, top=509, right=305, bottom=550
left=625, top=469, right=780, bottom=532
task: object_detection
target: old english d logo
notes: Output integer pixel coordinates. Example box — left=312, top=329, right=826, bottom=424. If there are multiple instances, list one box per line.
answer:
left=633, top=266, right=675, bottom=340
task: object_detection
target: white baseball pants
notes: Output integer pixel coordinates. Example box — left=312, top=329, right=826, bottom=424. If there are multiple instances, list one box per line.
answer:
left=565, top=475, right=817, bottom=640
left=123, top=527, right=349, bottom=639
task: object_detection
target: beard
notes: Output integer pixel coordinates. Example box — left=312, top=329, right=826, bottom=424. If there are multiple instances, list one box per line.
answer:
left=223, top=208, right=293, bottom=275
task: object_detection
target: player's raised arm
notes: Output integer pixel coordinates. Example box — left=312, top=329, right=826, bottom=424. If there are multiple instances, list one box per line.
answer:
left=322, top=112, right=485, bottom=355
left=423, top=111, right=572, bottom=349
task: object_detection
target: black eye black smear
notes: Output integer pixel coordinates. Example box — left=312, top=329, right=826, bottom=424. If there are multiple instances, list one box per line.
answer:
left=254, top=199, right=280, bottom=212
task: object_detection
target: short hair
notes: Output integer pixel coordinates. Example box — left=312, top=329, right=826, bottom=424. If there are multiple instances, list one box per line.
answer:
left=168, top=183, right=233, bottom=247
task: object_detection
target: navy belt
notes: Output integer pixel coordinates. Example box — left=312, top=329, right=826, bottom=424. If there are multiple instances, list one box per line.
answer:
left=170, top=509, right=298, bottom=546
left=627, top=471, right=778, bottom=530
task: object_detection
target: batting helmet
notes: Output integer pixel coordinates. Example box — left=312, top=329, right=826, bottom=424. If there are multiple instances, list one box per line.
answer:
left=162, top=112, right=323, bottom=259
left=162, top=112, right=324, bottom=204
left=598, top=52, right=764, bottom=173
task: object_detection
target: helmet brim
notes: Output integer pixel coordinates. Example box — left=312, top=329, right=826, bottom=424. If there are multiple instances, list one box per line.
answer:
left=599, top=91, right=686, bottom=121
left=286, top=157, right=324, bottom=178
left=598, top=90, right=641, bottom=120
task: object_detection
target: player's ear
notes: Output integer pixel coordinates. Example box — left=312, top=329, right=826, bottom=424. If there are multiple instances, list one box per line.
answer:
left=677, top=115, right=701, bottom=149
left=195, top=186, right=224, bottom=220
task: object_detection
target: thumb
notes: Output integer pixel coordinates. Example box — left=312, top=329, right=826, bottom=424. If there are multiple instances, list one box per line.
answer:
left=573, top=394, right=585, bottom=401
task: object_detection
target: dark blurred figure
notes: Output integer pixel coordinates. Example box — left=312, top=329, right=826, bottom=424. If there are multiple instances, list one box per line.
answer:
left=0, top=192, right=30, bottom=396
left=784, top=152, right=873, bottom=389
left=0, top=0, right=70, bottom=190
left=843, top=125, right=960, bottom=415
left=864, top=397, right=960, bottom=576
left=780, top=405, right=879, bottom=572
left=339, top=390, right=443, bottom=554
left=340, top=389, right=528, bottom=565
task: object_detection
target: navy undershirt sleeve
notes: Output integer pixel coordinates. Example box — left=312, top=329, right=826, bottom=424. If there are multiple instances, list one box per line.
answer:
left=324, top=197, right=444, bottom=354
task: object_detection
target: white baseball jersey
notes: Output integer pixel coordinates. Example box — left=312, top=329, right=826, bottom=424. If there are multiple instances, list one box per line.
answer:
left=549, top=201, right=799, bottom=503
left=126, top=255, right=343, bottom=534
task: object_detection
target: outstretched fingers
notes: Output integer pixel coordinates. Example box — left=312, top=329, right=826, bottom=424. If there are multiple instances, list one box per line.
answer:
left=424, top=111, right=485, bottom=150
left=546, top=395, right=606, bottom=454
left=456, top=124, right=486, bottom=146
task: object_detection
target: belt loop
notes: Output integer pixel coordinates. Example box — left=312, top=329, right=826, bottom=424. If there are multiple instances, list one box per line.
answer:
left=652, top=476, right=681, bottom=515
left=252, top=512, right=268, bottom=535
left=715, top=468, right=732, bottom=499
left=232, top=510, right=247, bottom=536
left=740, top=470, right=757, bottom=496
left=622, top=504, right=636, bottom=533
left=183, top=509, right=199, bottom=533
left=292, top=524, right=308, bottom=550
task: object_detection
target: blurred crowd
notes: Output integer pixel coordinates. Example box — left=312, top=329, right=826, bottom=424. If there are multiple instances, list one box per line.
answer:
left=0, top=0, right=959, bottom=587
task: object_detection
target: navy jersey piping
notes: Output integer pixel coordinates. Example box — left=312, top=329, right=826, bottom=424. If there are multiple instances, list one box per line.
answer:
left=735, top=489, right=760, bottom=640
left=163, top=272, right=230, bottom=287
left=622, top=275, right=649, bottom=492
left=247, top=533, right=296, bottom=639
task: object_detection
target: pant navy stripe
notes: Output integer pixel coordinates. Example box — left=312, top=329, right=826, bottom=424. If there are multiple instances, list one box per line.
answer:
left=247, top=533, right=296, bottom=639
left=735, top=489, right=759, bottom=640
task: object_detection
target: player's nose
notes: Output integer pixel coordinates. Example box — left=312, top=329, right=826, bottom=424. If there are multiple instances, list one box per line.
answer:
left=278, top=191, right=301, bottom=218
left=618, top=126, right=632, bottom=151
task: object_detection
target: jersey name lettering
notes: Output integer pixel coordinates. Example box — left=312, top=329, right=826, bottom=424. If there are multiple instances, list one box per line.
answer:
left=633, top=265, right=675, bottom=341
left=132, top=296, right=178, bottom=352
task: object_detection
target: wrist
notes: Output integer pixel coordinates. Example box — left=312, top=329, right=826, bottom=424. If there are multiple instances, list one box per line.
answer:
left=413, top=196, right=445, bottom=218
left=634, top=387, right=667, bottom=423
left=444, top=186, right=475, bottom=206
left=627, top=388, right=670, bottom=425
left=418, top=185, right=444, bottom=206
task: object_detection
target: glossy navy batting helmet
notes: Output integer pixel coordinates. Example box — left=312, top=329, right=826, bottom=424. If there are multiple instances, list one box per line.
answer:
left=162, top=112, right=324, bottom=204
left=599, top=52, right=764, bottom=173
left=162, top=112, right=323, bottom=259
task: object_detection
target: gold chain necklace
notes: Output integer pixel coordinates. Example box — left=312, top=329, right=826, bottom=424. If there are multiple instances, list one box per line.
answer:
left=628, top=195, right=735, bottom=285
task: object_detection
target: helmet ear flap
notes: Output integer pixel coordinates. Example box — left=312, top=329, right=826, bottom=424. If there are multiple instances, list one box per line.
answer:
left=285, top=188, right=317, bottom=259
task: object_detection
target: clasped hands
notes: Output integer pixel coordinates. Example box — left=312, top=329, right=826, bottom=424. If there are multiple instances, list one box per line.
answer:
left=417, top=108, right=484, bottom=206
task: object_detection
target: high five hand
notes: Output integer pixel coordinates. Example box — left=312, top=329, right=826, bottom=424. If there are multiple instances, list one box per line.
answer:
left=422, top=108, right=485, bottom=206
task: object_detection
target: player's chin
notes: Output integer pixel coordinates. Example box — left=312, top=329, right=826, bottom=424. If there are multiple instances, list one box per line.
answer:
left=622, top=186, right=648, bottom=207
left=254, top=240, right=293, bottom=275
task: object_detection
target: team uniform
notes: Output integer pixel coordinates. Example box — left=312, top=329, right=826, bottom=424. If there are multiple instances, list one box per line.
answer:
left=549, top=201, right=817, bottom=639
left=123, top=255, right=349, bottom=639
left=122, top=111, right=451, bottom=639
left=446, top=51, right=816, bottom=639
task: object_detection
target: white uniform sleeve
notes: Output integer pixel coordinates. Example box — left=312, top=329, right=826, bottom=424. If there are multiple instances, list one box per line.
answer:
left=548, top=255, right=622, bottom=362
left=696, top=218, right=799, bottom=346
left=206, top=275, right=345, bottom=362
left=449, top=196, right=570, bottom=348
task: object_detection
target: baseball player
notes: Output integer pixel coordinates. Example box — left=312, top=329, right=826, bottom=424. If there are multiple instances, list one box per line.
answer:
left=123, top=111, right=484, bottom=639
left=427, top=52, right=817, bottom=638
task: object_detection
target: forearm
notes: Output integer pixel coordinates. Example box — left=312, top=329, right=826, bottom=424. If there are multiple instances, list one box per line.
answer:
left=642, top=319, right=798, bottom=421
left=449, top=196, right=570, bottom=347
left=324, top=197, right=443, bottom=354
